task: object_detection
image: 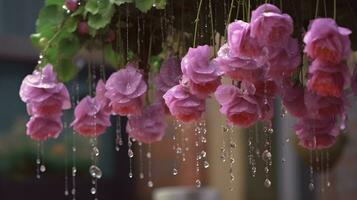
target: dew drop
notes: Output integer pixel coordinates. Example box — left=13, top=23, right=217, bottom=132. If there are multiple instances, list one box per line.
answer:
left=40, top=165, right=46, bottom=172
left=89, top=165, right=102, bottom=179
left=92, top=147, right=100, bottom=157
left=71, top=188, right=76, bottom=195
left=128, top=172, right=133, bottom=178
left=139, top=173, right=144, bottom=179
left=326, top=181, right=331, bottom=187
left=115, top=146, right=120, bottom=152
left=64, top=190, right=69, bottom=196
left=309, top=183, right=315, bottom=191
left=148, top=180, right=154, bottom=188
left=262, top=150, right=272, bottom=162
left=264, top=167, right=269, bottom=173
left=201, top=150, right=207, bottom=158
left=90, top=187, right=96, bottom=195
left=146, top=152, right=151, bottom=158
left=173, top=168, right=178, bottom=176
left=267, top=128, right=274, bottom=134
left=72, top=166, right=77, bottom=176
left=128, top=149, right=134, bottom=158
left=36, top=158, right=41, bottom=165
left=264, top=179, right=272, bottom=188
left=204, top=161, right=210, bottom=169
left=195, top=179, right=202, bottom=188
left=36, top=174, right=41, bottom=179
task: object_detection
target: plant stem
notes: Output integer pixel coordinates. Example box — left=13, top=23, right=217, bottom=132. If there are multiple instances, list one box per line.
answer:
left=225, top=0, right=235, bottom=39
left=193, top=0, right=204, bottom=47
left=333, top=0, right=336, bottom=20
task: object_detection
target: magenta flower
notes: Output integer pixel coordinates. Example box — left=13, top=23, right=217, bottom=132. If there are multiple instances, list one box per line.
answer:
left=163, top=84, right=205, bottom=123
left=71, top=96, right=111, bottom=137
left=266, top=38, right=301, bottom=79
left=294, top=117, right=340, bottom=150
left=155, top=57, right=182, bottom=99
left=307, top=59, right=350, bottom=97
left=19, top=64, right=71, bottom=116
left=181, top=45, right=221, bottom=98
left=214, top=44, right=263, bottom=82
left=26, top=116, right=63, bottom=141
left=105, top=63, right=147, bottom=116
left=304, top=91, right=345, bottom=119
left=280, top=80, right=307, bottom=118
left=250, top=4, right=293, bottom=47
left=215, top=85, right=261, bottom=128
left=227, top=20, right=262, bottom=59
left=304, top=18, right=352, bottom=64
left=127, top=103, right=166, bottom=144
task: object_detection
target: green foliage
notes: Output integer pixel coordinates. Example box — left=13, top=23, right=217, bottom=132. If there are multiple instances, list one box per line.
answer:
left=31, top=0, right=167, bottom=82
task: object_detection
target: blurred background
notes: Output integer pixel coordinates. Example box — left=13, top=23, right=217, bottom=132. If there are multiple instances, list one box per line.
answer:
left=1, top=0, right=357, bottom=200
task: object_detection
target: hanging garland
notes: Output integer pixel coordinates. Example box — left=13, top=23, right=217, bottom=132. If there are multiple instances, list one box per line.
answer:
left=19, top=0, right=356, bottom=197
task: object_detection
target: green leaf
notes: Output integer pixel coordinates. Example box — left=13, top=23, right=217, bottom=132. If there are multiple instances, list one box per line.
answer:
left=63, top=17, right=78, bottom=33
left=45, top=0, right=64, bottom=6
left=135, top=0, right=154, bottom=12
left=88, top=5, right=114, bottom=30
left=30, top=33, right=42, bottom=48
left=110, top=0, right=132, bottom=5
left=155, top=0, right=166, bottom=9
left=71, top=5, right=85, bottom=17
left=55, top=58, right=79, bottom=82
left=35, top=5, right=65, bottom=39
left=85, top=0, right=100, bottom=14
left=58, top=35, right=80, bottom=58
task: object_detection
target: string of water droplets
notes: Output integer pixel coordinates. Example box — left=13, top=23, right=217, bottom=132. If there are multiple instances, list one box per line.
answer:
left=221, top=124, right=237, bottom=191
left=193, top=120, right=209, bottom=188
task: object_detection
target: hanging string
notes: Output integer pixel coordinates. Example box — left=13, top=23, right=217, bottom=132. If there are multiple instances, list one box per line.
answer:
left=333, top=0, right=336, bottom=20
left=225, top=0, right=235, bottom=39
left=315, top=0, right=320, bottom=18
left=209, top=0, right=216, bottom=53
left=193, top=0, right=204, bottom=47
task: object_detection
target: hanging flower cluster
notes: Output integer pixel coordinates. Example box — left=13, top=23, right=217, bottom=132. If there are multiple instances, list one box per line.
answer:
left=19, top=65, right=71, bottom=141
left=214, top=3, right=300, bottom=127
left=289, top=18, right=352, bottom=150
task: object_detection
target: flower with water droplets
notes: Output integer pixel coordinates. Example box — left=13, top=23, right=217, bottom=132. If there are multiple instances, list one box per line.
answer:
left=26, top=115, right=63, bottom=141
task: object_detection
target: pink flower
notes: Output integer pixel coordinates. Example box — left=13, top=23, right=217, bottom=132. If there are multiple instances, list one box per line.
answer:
left=304, top=91, right=345, bottom=119
left=71, top=96, right=111, bottom=137
left=26, top=116, right=63, bottom=141
left=215, top=85, right=261, bottom=128
left=251, top=3, right=282, bottom=22
left=227, top=20, right=262, bottom=59
left=127, top=103, right=166, bottom=144
left=280, top=80, right=307, bottom=118
left=155, top=57, right=182, bottom=99
left=105, top=63, right=147, bottom=116
left=214, top=44, right=263, bottom=82
left=266, top=38, right=301, bottom=79
left=307, top=59, right=350, bottom=97
left=163, top=85, right=205, bottom=123
left=95, top=80, right=111, bottom=113
left=304, top=18, right=352, bottom=64
left=250, top=4, right=293, bottom=47
left=19, top=64, right=71, bottom=116
left=294, top=117, right=340, bottom=150
left=181, top=45, right=221, bottom=97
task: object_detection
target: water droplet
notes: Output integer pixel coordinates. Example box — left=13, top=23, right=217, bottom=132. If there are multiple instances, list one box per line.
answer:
left=89, top=165, right=102, bottom=179
left=71, top=188, right=76, bottom=195
left=230, top=174, right=235, bottom=181
left=285, top=138, right=290, bottom=143
left=221, top=155, right=226, bottom=162
left=201, top=150, right=207, bottom=158
left=148, top=180, right=154, bottom=188
left=128, top=172, right=133, bottom=178
left=36, top=158, right=41, bottom=164
left=139, top=173, right=144, bottom=179
left=72, top=147, right=77, bottom=152
left=264, top=179, right=272, bottom=188
left=204, top=161, right=210, bottom=169
left=264, top=167, right=269, bottom=173
left=65, top=190, right=69, bottom=196
left=115, top=146, right=120, bottom=151
left=309, top=183, right=315, bottom=191
left=230, top=158, right=235, bottom=164
left=90, top=187, right=96, bottom=195
left=40, top=165, right=46, bottom=172
left=152, top=3, right=157, bottom=7
left=262, top=150, right=272, bottom=162
left=128, top=149, right=134, bottom=158
left=281, top=158, right=286, bottom=163
left=92, top=147, right=100, bottom=157
left=267, top=128, right=274, bottom=134
left=72, top=167, right=77, bottom=176
left=230, top=143, right=237, bottom=148
left=195, top=179, right=202, bottom=188
left=146, top=152, right=151, bottom=158
left=173, top=168, right=178, bottom=176
left=36, top=174, right=41, bottom=179
left=326, top=181, right=331, bottom=187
